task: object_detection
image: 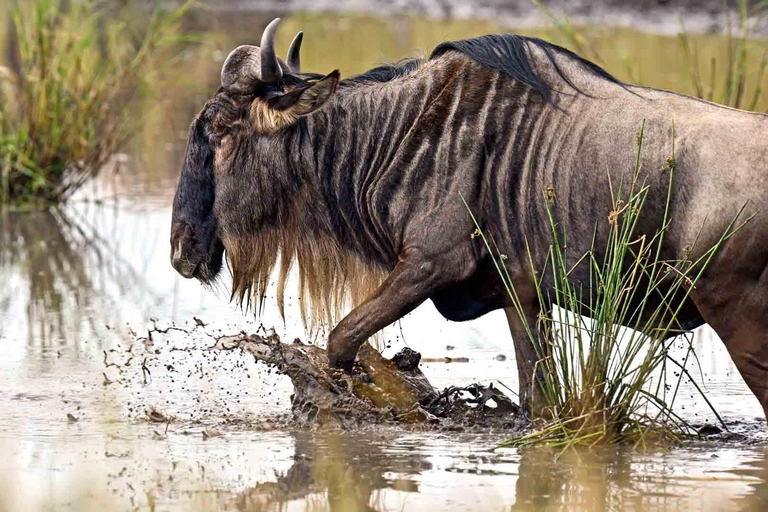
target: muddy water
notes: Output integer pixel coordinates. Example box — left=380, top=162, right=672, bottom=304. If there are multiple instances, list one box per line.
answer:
left=3, top=11, right=768, bottom=512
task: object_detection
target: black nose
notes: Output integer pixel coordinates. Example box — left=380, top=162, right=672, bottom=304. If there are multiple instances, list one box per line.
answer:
left=171, top=244, right=196, bottom=278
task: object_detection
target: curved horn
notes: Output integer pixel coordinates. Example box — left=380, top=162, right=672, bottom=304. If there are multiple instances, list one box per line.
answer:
left=286, top=31, right=303, bottom=73
left=260, top=18, right=283, bottom=83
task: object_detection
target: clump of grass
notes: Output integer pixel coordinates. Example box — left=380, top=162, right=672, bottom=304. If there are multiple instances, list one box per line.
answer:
left=464, top=122, right=751, bottom=448
left=0, top=0, right=193, bottom=210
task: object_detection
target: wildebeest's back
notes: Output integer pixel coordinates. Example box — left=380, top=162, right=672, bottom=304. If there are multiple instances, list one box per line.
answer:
left=378, top=49, right=768, bottom=325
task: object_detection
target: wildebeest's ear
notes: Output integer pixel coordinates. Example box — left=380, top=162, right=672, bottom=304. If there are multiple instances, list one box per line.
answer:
left=269, top=70, right=340, bottom=117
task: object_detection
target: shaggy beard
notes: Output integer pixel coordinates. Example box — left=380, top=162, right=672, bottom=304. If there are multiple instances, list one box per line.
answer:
left=224, top=208, right=384, bottom=331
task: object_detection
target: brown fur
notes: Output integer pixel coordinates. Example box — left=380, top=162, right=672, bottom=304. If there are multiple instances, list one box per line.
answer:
left=202, top=69, right=375, bottom=328
left=221, top=188, right=385, bottom=332
left=249, top=71, right=340, bottom=134
left=249, top=99, right=301, bottom=134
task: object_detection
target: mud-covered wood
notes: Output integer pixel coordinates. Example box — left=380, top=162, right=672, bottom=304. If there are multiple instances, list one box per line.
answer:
left=213, top=331, right=523, bottom=427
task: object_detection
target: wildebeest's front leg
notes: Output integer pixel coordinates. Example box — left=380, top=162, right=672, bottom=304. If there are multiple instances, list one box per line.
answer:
left=328, top=247, right=471, bottom=370
left=505, top=305, right=549, bottom=413
left=505, top=307, right=538, bottom=406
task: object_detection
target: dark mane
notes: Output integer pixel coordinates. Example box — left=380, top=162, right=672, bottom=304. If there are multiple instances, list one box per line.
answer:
left=330, top=34, right=622, bottom=100
left=340, top=58, right=425, bottom=86
left=430, top=34, right=623, bottom=102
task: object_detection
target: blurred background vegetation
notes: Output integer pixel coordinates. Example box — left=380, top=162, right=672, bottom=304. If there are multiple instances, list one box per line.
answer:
left=0, top=0, right=194, bottom=210
left=0, top=0, right=766, bottom=210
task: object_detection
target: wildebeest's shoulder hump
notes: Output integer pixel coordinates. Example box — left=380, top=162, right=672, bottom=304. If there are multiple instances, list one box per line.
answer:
left=430, top=33, right=623, bottom=102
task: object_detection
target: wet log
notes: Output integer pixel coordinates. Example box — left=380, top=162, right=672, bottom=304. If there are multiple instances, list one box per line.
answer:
left=213, top=331, right=523, bottom=428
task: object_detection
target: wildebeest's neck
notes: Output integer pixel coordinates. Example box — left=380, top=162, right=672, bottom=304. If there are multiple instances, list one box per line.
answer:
left=296, top=40, right=631, bottom=266
left=301, top=55, right=504, bottom=266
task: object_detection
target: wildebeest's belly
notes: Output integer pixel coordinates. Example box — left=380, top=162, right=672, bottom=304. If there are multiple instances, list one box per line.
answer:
left=430, top=259, right=707, bottom=335
left=430, top=269, right=509, bottom=322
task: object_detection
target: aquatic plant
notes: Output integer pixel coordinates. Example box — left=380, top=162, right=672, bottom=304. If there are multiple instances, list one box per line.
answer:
left=464, top=122, right=751, bottom=447
left=0, top=0, right=193, bottom=210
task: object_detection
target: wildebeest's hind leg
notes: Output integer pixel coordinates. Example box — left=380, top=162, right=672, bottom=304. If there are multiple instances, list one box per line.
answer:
left=504, top=305, right=547, bottom=412
left=327, top=247, right=475, bottom=371
left=693, top=280, right=768, bottom=422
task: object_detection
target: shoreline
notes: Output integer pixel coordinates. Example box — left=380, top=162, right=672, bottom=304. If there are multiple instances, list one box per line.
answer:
left=202, top=0, right=768, bottom=36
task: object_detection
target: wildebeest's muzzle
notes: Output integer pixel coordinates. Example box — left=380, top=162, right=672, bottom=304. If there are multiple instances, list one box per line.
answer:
left=170, top=110, right=225, bottom=284
left=170, top=217, right=224, bottom=283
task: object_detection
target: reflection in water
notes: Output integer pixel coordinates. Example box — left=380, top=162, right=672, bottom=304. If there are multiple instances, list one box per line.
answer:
left=0, top=205, right=169, bottom=352
left=0, top=209, right=114, bottom=350
left=512, top=448, right=638, bottom=511
left=0, top=210, right=93, bottom=347
left=238, top=431, right=429, bottom=511
left=230, top=433, right=768, bottom=511
left=737, top=448, right=768, bottom=512
left=4, top=419, right=768, bottom=511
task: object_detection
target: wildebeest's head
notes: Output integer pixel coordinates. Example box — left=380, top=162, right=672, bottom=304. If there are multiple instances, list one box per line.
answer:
left=170, top=18, right=340, bottom=286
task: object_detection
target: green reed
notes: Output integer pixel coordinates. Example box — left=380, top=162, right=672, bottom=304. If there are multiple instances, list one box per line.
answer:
left=533, top=0, right=768, bottom=112
left=464, top=122, right=751, bottom=447
left=678, top=0, right=768, bottom=109
left=0, top=0, right=193, bottom=210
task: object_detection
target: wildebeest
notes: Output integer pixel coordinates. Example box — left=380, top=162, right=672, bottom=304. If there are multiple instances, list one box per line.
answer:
left=171, top=18, right=768, bottom=418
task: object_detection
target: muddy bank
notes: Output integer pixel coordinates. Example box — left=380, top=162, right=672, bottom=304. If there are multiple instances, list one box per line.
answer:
left=199, top=0, right=768, bottom=36
left=213, top=331, right=526, bottom=431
